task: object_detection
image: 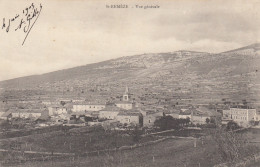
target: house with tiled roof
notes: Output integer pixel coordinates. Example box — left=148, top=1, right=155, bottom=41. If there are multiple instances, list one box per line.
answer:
left=165, top=108, right=181, bottom=119
left=178, top=107, right=212, bottom=125
left=0, top=111, right=12, bottom=120
left=143, top=110, right=164, bottom=127
left=72, top=101, right=106, bottom=112
left=48, top=105, right=67, bottom=116
left=99, top=105, right=125, bottom=120
left=192, top=112, right=210, bottom=125
left=10, top=108, right=48, bottom=119
left=178, top=109, right=193, bottom=119
left=116, top=110, right=143, bottom=126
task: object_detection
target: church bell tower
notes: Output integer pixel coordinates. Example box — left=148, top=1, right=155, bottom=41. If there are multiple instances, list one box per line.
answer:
left=123, top=86, right=129, bottom=101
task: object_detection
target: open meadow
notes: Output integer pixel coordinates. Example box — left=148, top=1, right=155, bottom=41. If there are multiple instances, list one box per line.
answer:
left=1, top=128, right=260, bottom=167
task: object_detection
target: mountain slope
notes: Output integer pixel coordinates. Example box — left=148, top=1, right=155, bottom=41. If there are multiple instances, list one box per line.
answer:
left=0, top=43, right=260, bottom=105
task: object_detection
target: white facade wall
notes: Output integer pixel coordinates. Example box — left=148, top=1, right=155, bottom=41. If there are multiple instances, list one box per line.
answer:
left=192, top=115, right=209, bottom=124
left=48, top=107, right=67, bottom=115
left=72, top=104, right=106, bottom=112
left=12, top=112, right=41, bottom=118
left=116, top=103, right=133, bottom=110
left=222, top=108, right=257, bottom=127
left=179, top=114, right=191, bottom=119
left=99, top=111, right=119, bottom=120
left=116, top=115, right=139, bottom=125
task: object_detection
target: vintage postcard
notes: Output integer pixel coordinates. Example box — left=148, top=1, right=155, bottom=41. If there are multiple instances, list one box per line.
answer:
left=0, top=0, right=260, bottom=166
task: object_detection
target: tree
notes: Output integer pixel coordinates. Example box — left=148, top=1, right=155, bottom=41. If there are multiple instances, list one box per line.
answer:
left=62, top=125, right=70, bottom=135
left=210, top=117, right=216, bottom=124
left=242, top=99, right=248, bottom=106
left=132, top=126, right=142, bottom=143
left=60, top=101, right=66, bottom=106
left=249, top=120, right=255, bottom=126
left=226, top=121, right=240, bottom=131
left=185, top=117, right=190, bottom=125
left=154, top=116, right=180, bottom=131
left=206, top=118, right=210, bottom=124
left=211, top=128, right=257, bottom=163
left=0, top=120, right=11, bottom=130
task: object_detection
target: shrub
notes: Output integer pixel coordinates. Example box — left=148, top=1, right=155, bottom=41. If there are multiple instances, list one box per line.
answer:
left=226, top=121, right=240, bottom=131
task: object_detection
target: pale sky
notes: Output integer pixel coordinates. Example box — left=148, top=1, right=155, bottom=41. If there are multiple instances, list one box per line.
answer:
left=0, top=0, right=259, bottom=81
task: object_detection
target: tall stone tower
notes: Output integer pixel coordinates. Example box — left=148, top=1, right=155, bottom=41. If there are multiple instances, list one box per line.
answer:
left=123, top=86, right=129, bottom=101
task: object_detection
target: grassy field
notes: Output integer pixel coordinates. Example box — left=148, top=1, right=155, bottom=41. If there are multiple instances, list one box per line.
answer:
left=0, top=126, right=158, bottom=153
left=1, top=128, right=260, bottom=167
left=2, top=137, right=220, bottom=167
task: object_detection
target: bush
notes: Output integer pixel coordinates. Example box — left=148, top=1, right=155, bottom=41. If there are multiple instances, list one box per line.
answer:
left=211, top=128, right=257, bottom=163
left=154, top=116, right=180, bottom=131
left=132, top=126, right=142, bottom=143
left=226, top=121, right=240, bottom=131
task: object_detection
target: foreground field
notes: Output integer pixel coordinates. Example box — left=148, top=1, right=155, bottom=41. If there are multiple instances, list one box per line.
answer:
left=2, top=137, right=220, bottom=167
left=1, top=128, right=260, bottom=167
left=0, top=126, right=158, bottom=154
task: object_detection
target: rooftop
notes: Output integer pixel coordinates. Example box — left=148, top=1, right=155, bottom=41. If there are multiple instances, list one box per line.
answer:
left=0, top=111, right=12, bottom=117
left=117, top=112, right=142, bottom=116
left=10, top=109, right=48, bottom=113
left=100, top=105, right=126, bottom=112
left=115, top=101, right=133, bottom=104
left=73, top=102, right=106, bottom=105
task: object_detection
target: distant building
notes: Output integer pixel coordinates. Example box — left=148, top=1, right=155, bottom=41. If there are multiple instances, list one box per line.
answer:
left=11, top=109, right=48, bottom=119
left=72, top=99, right=85, bottom=103
left=165, top=109, right=181, bottom=119
left=42, top=101, right=52, bottom=105
left=52, top=113, right=71, bottom=122
left=48, top=105, right=67, bottom=116
left=57, top=98, right=72, bottom=103
left=192, top=114, right=209, bottom=125
left=143, top=111, right=163, bottom=127
left=179, top=110, right=192, bottom=119
left=42, top=101, right=59, bottom=105
left=178, top=107, right=213, bottom=125
left=116, top=101, right=135, bottom=110
left=116, top=110, right=143, bottom=126
left=72, top=102, right=106, bottom=112
left=19, top=100, right=38, bottom=104
left=0, top=111, right=12, bottom=120
left=99, top=106, right=125, bottom=120
left=222, top=108, right=257, bottom=127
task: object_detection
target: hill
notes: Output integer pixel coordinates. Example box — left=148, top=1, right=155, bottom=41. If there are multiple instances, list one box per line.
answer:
left=0, top=43, right=260, bottom=106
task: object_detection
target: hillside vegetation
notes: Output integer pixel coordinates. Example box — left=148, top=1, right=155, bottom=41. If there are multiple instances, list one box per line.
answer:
left=1, top=43, right=260, bottom=106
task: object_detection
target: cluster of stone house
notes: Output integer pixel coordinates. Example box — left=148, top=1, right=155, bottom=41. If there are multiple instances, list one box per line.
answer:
left=1, top=86, right=260, bottom=129
left=52, top=87, right=143, bottom=126
left=64, top=87, right=218, bottom=127
left=165, top=107, right=220, bottom=125
left=0, top=108, right=49, bottom=120
left=73, top=87, right=142, bottom=126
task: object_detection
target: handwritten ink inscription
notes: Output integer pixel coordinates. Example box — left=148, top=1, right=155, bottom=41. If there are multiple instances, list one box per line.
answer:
left=1, top=3, right=43, bottom=45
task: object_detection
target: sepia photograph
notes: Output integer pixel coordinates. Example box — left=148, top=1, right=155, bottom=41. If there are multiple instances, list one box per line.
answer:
left=0, top=0, right=260, bottom=166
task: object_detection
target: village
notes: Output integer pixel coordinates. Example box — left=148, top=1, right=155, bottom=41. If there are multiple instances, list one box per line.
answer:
left=1, top=86, right=260, bottom=131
